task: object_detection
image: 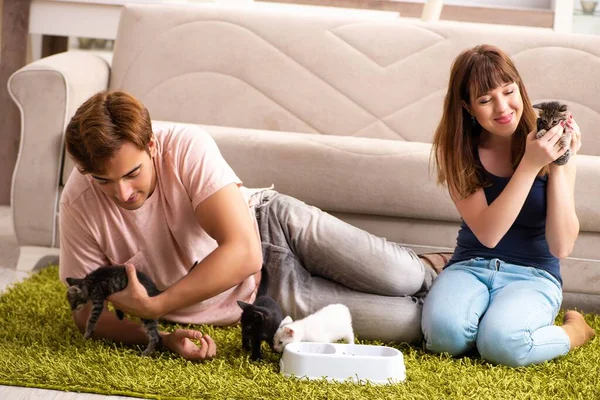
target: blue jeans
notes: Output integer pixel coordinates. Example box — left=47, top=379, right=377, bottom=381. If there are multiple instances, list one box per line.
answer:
left=421, top=257, right=570, bottom=367
left=253, top=190, right=436, bottom=343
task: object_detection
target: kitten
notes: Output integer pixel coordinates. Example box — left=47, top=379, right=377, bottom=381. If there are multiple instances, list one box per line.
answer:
left=66, top=265, right=162, bottom=356
left=534, top=101, right=572, bottom=165
left=237, top=267, right=283, bottom=360
left=273, top=303, right=354, bottom=353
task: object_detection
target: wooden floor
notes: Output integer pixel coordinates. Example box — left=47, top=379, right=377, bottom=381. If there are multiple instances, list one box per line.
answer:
left=0, top=205, right=136, bottom=399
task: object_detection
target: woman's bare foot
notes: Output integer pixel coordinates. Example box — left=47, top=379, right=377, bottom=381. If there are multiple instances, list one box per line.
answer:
left=562, top=310, right=596, bottom=349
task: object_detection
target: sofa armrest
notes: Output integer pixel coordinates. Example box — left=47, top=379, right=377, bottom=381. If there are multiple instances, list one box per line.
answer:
left=574, top=155, right=600, bottom=233
left=8, top=51, right=110, bottom=247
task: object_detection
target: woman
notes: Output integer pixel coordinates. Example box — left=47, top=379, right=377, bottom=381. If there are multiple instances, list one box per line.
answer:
left=422, top=44, right=594, bottom=367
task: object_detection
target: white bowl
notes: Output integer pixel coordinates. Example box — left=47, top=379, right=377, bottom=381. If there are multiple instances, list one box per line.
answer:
left=279, top=342, right=406, bottom=385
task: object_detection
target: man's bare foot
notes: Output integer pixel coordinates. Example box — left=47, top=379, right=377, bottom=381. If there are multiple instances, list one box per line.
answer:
left=562, top=310, right=596, bottom=349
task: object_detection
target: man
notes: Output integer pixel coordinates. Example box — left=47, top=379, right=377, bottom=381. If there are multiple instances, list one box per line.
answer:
left=60, top=90, right=437, bottom=361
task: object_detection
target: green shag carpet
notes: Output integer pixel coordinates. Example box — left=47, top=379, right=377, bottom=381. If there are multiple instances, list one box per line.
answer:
left=0, top=266, right=599, bottom=399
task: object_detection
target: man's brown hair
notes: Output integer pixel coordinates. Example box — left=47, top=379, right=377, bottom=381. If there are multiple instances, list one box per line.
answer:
left=65, top=90, right=153, bottom=175
left=431, top=44, right=544, bottom=200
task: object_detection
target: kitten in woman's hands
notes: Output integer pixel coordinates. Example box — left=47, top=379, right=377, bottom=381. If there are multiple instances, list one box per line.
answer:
left=534, top=101, right=572, bottom=165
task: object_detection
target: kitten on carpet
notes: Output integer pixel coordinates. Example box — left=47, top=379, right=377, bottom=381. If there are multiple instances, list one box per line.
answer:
left=66, top=265, right=162, bottom=356
left=534, top=101, right=572, bottom=165
left=273, top=303, right=354, bottom=353
left=237, top=267, right=283, bottom=361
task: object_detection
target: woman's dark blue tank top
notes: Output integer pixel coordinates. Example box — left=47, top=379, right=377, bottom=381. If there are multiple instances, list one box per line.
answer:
left=447, top=169, right=561, bottom=285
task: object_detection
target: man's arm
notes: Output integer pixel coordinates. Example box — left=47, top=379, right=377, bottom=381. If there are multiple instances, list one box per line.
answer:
left=61, top=198, right=216, bottom=360
left=157, top=183, right=262, bottom=314
left=109, top=183, right=263, bottom=319
left=73, top=302, right=150, bottom=344
left=73, top=302, right=216, bottom=360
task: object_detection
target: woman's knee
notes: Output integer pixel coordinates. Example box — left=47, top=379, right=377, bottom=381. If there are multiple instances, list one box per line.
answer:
left=476, top=320, right=531, bottom=367
left=422, top=301, right=477, bottom=356
left=421, top=270, right=488, bottom=356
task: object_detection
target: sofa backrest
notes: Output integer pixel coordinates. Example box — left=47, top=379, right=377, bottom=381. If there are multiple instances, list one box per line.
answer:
left=111, top=4, right=600, bottom=155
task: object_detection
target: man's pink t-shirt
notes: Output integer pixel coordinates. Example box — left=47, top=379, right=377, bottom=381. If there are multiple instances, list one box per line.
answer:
left=59, top=122, right=260, bottom=325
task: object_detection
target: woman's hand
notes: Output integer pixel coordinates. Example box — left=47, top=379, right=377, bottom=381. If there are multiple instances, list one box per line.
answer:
left=549, top=114, right=581, bottom=174
left=162, top=329, right=217, bottom=361
left=523, top=123, right=569, bottom=170
left=107, top=264, right=162, bottom=320
left=566, top=113, right=582, bottom=156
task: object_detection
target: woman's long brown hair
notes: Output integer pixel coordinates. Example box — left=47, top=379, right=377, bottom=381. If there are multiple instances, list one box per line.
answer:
left=431, top=44, right=543, bottom=200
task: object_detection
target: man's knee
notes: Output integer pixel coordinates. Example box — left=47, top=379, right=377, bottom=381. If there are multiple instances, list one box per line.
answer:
left=376, top=246, right=425, bottom=295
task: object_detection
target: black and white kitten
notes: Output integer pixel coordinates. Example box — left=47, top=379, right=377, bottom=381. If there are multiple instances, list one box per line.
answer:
left=66, top=265, right=162, bottom=356
left=237, top=267, right=283, bottom=361
left=534, top=101, right=572, bottom=165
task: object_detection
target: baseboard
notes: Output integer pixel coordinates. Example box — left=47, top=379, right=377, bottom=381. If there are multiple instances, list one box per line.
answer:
left=562, top=292, right=600, bottom=314
left=15, top=246, right=60, bottom=272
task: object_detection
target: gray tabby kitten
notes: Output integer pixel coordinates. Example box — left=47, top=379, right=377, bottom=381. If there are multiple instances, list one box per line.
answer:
left=534, top=101, right=571, bottom=165
left=66, top=265, right=162, bottom=356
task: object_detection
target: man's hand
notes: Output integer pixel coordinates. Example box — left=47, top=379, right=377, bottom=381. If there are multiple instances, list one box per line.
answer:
left=162, top=329, right=217, bottom=361
left=107, top=263, right=162, bottom=319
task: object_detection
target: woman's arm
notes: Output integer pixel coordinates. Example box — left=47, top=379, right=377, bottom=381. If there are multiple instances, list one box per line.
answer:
left=545, top=116, right=581, bottom=258
left=452, top=162, right=539, bottom=248
left=453, top=125, right=567, bottom=248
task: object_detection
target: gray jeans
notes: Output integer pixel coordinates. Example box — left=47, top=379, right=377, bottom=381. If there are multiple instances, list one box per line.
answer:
left=254, top=190, right=434, bottom=343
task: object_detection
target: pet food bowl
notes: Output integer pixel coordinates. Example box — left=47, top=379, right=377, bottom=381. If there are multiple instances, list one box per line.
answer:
left=280, top=342, right=406, bottom=384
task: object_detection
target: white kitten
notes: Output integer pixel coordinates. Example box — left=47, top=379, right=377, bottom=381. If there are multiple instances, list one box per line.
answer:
left=273, top=303, right=354, bottom=353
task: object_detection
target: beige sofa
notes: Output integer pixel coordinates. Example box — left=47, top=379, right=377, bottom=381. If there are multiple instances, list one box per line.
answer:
left=8, top=4, right=600, bottom=311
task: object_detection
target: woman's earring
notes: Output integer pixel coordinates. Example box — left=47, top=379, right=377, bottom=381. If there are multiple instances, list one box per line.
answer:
left=471, top=115, right=477, bottom=127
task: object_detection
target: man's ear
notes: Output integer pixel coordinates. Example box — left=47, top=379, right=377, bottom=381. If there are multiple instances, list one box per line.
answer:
left=147, top=135, right=157, bottom=157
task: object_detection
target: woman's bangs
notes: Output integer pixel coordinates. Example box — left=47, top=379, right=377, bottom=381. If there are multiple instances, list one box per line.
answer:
left=469, top=58, right=517, bottom=99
